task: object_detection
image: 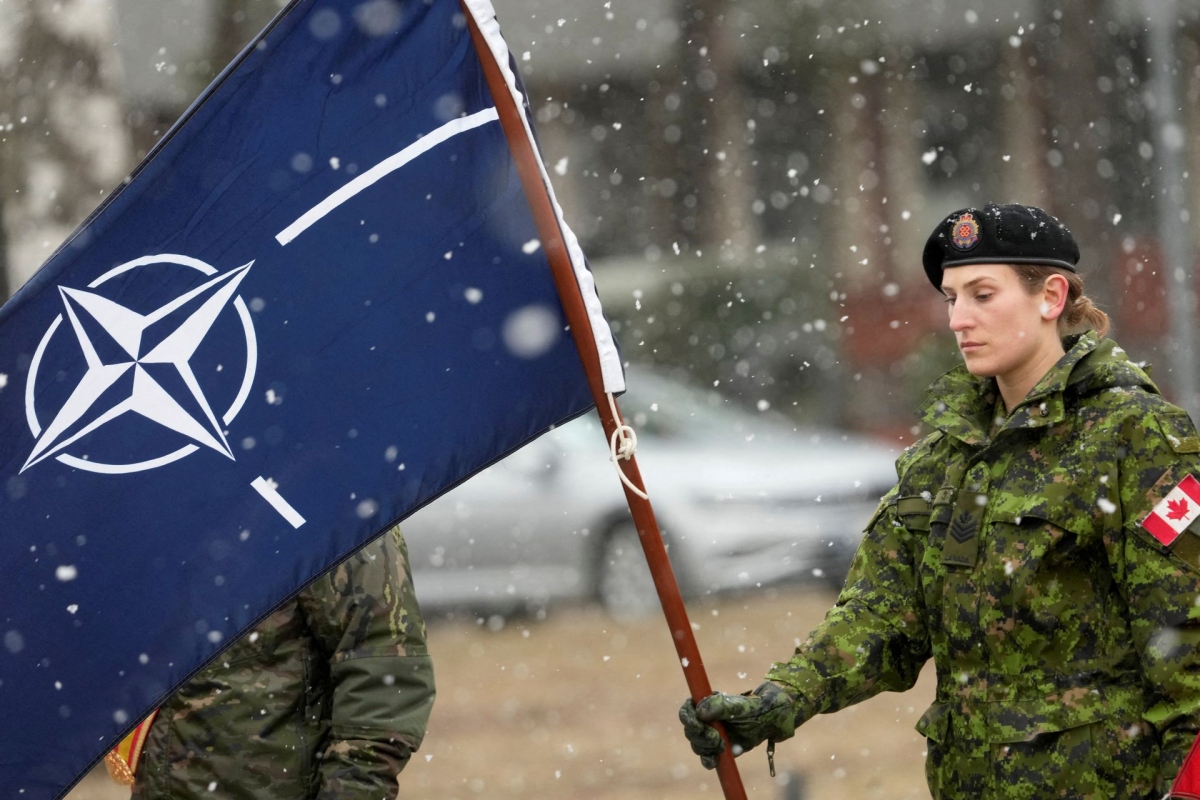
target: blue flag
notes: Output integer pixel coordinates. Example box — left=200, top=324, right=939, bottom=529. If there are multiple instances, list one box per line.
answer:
left=0, top=1, right=623, bottom=794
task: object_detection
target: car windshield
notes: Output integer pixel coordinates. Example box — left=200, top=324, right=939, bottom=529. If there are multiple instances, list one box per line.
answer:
left=552, top=369, right=882, bottom=456
left=601, top=368, right=820, bottom=445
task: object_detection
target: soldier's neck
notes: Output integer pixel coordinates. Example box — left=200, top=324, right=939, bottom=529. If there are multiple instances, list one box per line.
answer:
left=995, top=337, right=1066, bottom=414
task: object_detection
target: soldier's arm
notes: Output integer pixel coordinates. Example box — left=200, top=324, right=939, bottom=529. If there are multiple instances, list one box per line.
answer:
left=299, top=527, right=436, bottom=800
left=1115, top=408, right=1200, bottom=791
left=764, top=487, right=932, bottom=724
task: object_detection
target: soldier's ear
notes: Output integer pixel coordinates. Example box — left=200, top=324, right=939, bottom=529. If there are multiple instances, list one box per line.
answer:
left=1041, top=273, right=1069, bottom=321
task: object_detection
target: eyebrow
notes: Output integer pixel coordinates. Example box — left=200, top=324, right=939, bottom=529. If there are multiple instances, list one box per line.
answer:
left=942, top=276, right=995, bottom=294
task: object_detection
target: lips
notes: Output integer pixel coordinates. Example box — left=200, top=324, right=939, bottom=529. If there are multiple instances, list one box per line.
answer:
left=960, top=342, right=983, bottom=351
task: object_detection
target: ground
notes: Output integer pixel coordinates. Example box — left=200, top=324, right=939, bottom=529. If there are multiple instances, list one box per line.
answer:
left=68, top=584, right=934, bottom=799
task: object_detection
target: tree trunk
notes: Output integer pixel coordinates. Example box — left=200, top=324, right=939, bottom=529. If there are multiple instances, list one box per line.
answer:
left=677, top=0, right=759, bottom=257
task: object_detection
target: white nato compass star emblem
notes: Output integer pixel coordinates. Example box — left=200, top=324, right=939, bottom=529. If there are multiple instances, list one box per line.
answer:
left=21, top=254, right=257, bottom=475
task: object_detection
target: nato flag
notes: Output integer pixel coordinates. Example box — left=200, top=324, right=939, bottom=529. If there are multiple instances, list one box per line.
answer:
left=0, top=0, right=623, bottom=795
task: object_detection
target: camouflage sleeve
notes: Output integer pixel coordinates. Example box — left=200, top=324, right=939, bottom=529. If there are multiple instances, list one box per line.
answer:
left=764, top=485, right=932, bottom=724
left=298, top=526, right=436, bottom=799
left=1114, top=408, right=1200, bottom=791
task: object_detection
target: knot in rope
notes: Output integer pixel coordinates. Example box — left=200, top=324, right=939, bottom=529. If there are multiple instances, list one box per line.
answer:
left=610, top=421, right=638, bottom=462
left=606, top=393, right=649, bottom=500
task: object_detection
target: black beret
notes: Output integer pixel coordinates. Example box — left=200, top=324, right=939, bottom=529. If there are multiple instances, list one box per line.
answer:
left=922, top=202, right=1079, bottom=291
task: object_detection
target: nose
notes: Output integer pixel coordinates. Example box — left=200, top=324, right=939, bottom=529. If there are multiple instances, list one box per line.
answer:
left=948, top=298, right=973, bottom=333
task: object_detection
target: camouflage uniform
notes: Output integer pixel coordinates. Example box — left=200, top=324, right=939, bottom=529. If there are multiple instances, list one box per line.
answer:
left=766, top=332, right=1200, bottom=798
left=131, top=527, right=435, bottom=799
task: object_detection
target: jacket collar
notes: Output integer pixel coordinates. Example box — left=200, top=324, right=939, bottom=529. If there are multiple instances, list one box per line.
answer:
left=918, top=332, right=1153, bottom=446
left=918, top=365, right=995, bottom=447
left=1000, top=332, right=1099, bottom=433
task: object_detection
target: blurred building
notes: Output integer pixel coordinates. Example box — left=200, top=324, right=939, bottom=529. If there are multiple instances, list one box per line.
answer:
left=4, top=0, right=1200, bottom=437
left=502, top=0, right=1200, bottom=436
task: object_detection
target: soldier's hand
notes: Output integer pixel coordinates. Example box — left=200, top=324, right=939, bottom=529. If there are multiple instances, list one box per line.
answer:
left=678, top=682, right=798, bottom=769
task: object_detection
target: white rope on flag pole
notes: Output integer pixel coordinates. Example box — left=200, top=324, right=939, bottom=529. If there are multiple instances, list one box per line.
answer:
left=607, top=393, right=648, bottom=500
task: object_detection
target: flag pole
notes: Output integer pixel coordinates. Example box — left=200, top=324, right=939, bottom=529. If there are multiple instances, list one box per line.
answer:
left=462, top=6, right=749, bottom=799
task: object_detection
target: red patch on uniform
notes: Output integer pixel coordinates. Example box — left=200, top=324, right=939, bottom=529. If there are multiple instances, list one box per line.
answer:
left=1168, top=497, right=1192, bottom=522
left=1142, top=474, right=1200, bottom=546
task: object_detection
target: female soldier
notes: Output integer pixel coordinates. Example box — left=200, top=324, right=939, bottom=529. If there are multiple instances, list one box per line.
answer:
left=680, top=202, right=1200, bottom=798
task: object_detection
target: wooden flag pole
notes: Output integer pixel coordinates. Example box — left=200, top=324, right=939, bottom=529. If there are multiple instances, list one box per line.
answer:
left=464, top=6, right=749, bottom=799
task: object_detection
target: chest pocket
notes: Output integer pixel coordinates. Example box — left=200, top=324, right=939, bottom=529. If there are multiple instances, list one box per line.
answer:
left=987, top=494, right=1099, bottom=569
left=985, top=493, right=1118, bottom=658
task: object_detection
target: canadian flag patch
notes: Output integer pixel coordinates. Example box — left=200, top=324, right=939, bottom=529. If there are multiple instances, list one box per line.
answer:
left=1142, top=474, right=1200, bottom=546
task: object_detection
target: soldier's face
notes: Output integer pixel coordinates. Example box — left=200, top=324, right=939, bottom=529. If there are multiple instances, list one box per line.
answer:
left=941, top=264, right=1056, bottom=380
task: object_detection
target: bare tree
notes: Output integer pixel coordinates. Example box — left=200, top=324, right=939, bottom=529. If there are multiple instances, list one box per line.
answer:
left=676, top=0, right=759, bottom=256
left=0, top=0, right=131, bottom=296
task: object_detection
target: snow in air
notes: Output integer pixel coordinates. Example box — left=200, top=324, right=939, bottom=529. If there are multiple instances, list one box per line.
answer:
left=309, top=8, right=342, bottom=38
left=354, top=0, right=403, bottom=37
left=503, top=305, right=559, bottom=359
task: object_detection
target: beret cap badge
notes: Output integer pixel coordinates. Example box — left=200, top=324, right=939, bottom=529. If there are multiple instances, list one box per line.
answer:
left=922, top=202, right=1080, bottom=291
left=951, top=212, right=980, bottom=251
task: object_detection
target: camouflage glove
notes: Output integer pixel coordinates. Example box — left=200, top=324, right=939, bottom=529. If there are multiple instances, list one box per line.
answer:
left=678, top=681, right=798, bottom=769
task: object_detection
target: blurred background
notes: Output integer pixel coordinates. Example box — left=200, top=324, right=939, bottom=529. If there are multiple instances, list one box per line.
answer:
left=7, top=0, right=1200, bottom=433
left=5, top=0, right=1197, bottom=797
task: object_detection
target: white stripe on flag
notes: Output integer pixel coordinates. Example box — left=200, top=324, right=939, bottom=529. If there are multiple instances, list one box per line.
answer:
left=251, top=476, right=306, bottom=528
left=275, top=106, right=500, bottom=246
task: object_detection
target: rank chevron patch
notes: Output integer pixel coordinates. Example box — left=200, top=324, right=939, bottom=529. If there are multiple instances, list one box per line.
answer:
left=949, top=510, right=978, bottom=543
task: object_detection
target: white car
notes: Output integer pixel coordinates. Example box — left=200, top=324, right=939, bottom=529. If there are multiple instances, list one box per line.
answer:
left=402, top=369, right=899, bottom=617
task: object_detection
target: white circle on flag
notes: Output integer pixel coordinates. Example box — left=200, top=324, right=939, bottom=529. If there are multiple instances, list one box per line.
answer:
left=23, top=254, right=257, bottom=475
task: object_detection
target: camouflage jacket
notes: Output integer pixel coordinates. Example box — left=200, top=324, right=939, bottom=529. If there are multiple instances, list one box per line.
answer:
left=766, top=332, right=1200, bottom=799
left=131, top=527, right=435, bottom=800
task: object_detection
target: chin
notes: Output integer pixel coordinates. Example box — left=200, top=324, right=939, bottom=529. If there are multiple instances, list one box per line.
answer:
left=960, top=353, right=1000, bottom=378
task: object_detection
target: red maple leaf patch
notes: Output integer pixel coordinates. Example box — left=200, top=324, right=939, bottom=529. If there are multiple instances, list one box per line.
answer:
left=1167, top=497, right=1193, bottom=522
